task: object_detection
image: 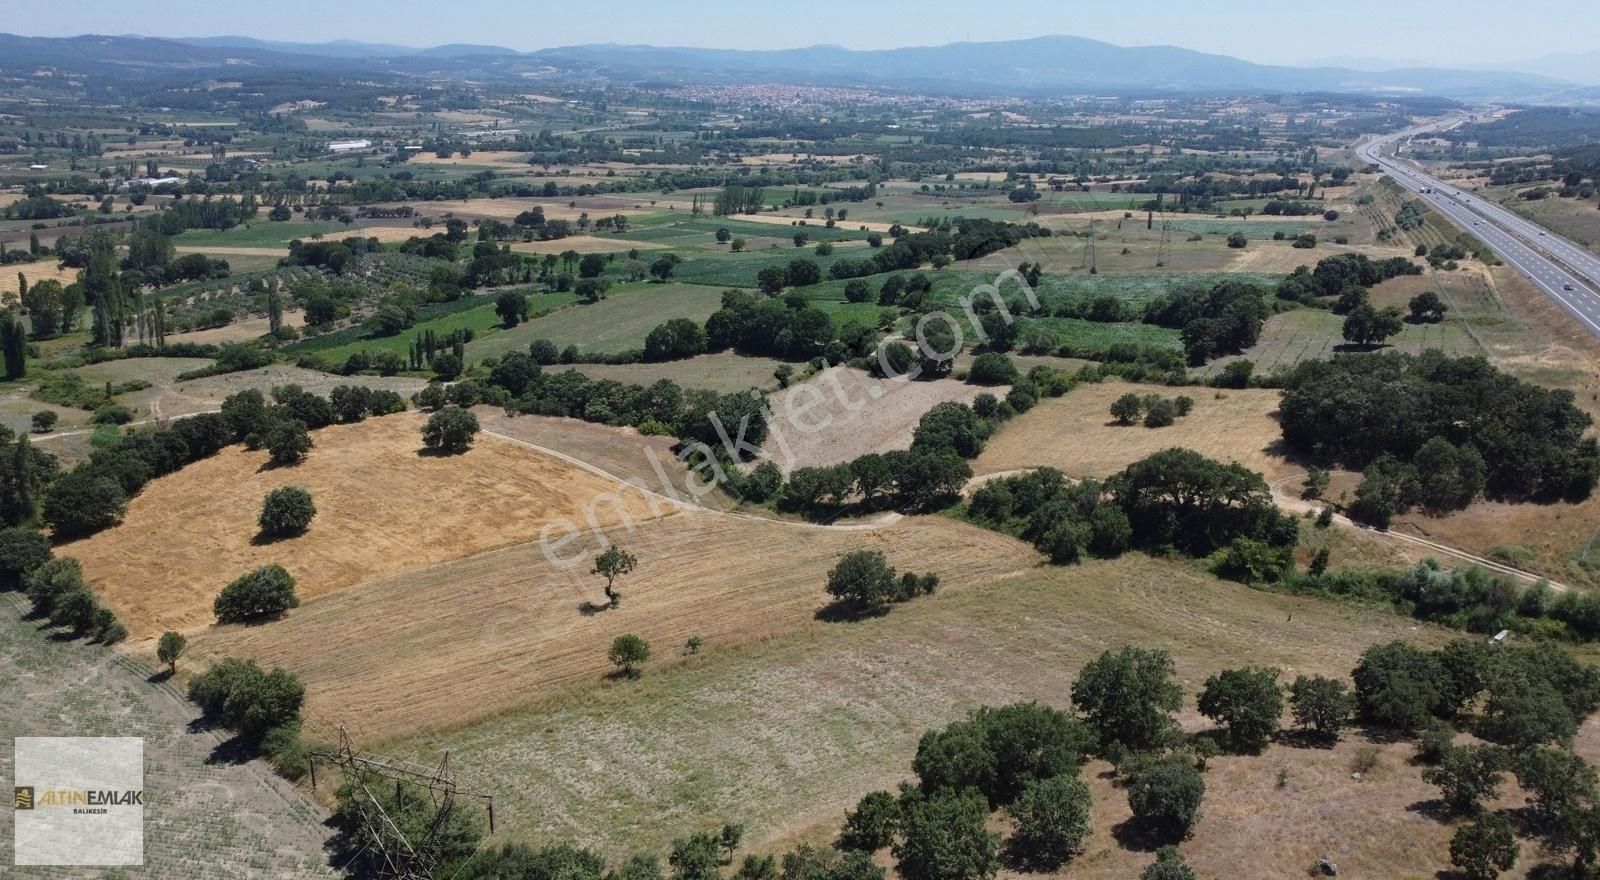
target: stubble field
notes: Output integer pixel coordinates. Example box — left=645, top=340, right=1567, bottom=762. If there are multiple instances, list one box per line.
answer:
left=71, top=413, right=666, bottom=639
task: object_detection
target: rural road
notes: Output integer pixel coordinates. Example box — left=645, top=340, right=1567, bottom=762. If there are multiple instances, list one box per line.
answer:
left=1357, top=119, right=1600, bottom=338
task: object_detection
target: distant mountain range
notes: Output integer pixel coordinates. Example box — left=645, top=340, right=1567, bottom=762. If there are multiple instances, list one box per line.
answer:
left=176, top=35, right=520, bottom=59
left=1, top=32, right=1596, bottom=103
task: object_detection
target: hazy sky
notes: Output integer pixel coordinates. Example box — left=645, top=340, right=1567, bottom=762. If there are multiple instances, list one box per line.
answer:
left=5, top=0, right=1593, bottom=68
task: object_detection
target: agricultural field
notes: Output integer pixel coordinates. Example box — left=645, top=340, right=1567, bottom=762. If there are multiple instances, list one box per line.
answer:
left=380, top=555, right=1474, bottom=867
left=555, top=351, right=793, bottom=395
left=1205, top=298, right=1478, bottom=377
left=8, top=26, right=1600, bottom=880
left=974, top=379, right=1292, bottom=482
left=761, top=367, right=1004, bottom=473
left=0, top=594, right=335, bottom=879
left=465, top=283, right=728, bottom=361
left=186, top=511, right=1033, bottom=740
left=72, top=413, right=666, bottom=637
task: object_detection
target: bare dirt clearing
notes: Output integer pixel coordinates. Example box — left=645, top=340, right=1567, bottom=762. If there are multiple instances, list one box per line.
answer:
left=975, top=380, right=1290, bottom=481
left=188, top=512, right=1034, bottom=740
left=760, top=368, right=1001, bottom=473
left=74, top=413, right=667, bottom=638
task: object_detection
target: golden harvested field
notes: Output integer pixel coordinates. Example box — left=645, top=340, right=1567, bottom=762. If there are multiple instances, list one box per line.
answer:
left=509, top=234, right=667, bottom=255
left=404, top=150, right=532, bottom=167
left=74, top=413, right=666, bottom=639
left=762, top=368, right=1003, bottom=473
left=0, top=259, right=76, bottom=296
left=382, top=555, right=1483, bottom=864
left=974, top=380, right=1291, bottom=481
left=186, top=511, right=1035, bottom=740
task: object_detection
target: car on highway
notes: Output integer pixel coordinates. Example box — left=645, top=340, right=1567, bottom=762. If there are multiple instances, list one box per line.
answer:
left=1565, top=284, right=1577, bottom=291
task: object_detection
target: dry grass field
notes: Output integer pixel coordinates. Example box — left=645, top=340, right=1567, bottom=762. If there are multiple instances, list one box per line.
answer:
left=0, top=259, right=76, bottom=296
left=974, top=380, right=1291, bottom=481
left=379, top=554, right=1502, bottom=869
left=761, top=368, right=1002, bottom=473
left=186, top=511, right=1035, bottom=740
left=72, top=413, right=667, bottom=638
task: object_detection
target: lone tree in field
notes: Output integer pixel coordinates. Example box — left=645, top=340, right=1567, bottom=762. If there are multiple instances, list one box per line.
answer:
left=825, top=549, right=899, bottom=612
left=156, top=631, right=186, bottom=674
left=495, top=291, right=530, bottom=328
left=421, top=405, right=479, bottom=454
left=264, top=419, right=312, bottom=467
left=592, top=546, right=637, bottom=609
left=214, top=564, right=300, bottom=624
left=258, top=486, right=316, bottom=539
left=608, top=634, right=650, bottom=678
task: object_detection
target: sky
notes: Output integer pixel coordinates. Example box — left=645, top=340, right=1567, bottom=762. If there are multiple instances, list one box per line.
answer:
left=5, top=0, right=1596, bottom=70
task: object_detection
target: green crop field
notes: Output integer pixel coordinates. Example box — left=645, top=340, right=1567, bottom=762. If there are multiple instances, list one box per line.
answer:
left=176, top=221, right=352, bottom=249
left=1027, top=315, right=1184, bottom=353
left=466, top=282, right=728, bottom=360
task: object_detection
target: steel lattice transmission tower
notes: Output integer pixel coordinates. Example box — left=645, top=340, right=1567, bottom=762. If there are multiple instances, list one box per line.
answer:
left=309, top=728, right=495, bottom=880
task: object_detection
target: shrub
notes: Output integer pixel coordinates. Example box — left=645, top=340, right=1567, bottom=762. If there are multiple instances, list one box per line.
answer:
left=1143, top=398, right=1178, bottom=428
left=422, top=406, right=479, bottom=454
left=258, top=486, right=316, bottom=538
left=187, top=657, right=305, bottom=741
left=967, top=353, right=1018, bottom=386
left=1139, top=847, right=1196, bottom=880
left=608, top=634, right=651, bottom=677
left=90, top=404, right=134, bottom=425
left=30, top=410, right=57, bottom=433
left=213, top=564, right=299, bottom=624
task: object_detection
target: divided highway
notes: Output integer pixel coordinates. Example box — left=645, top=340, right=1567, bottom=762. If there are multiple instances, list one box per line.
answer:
left=1357, top=123, right=1600, bottom=338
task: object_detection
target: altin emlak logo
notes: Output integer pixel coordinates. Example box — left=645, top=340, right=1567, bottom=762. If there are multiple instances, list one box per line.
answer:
left=15, top=786, right=144, bottom=814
